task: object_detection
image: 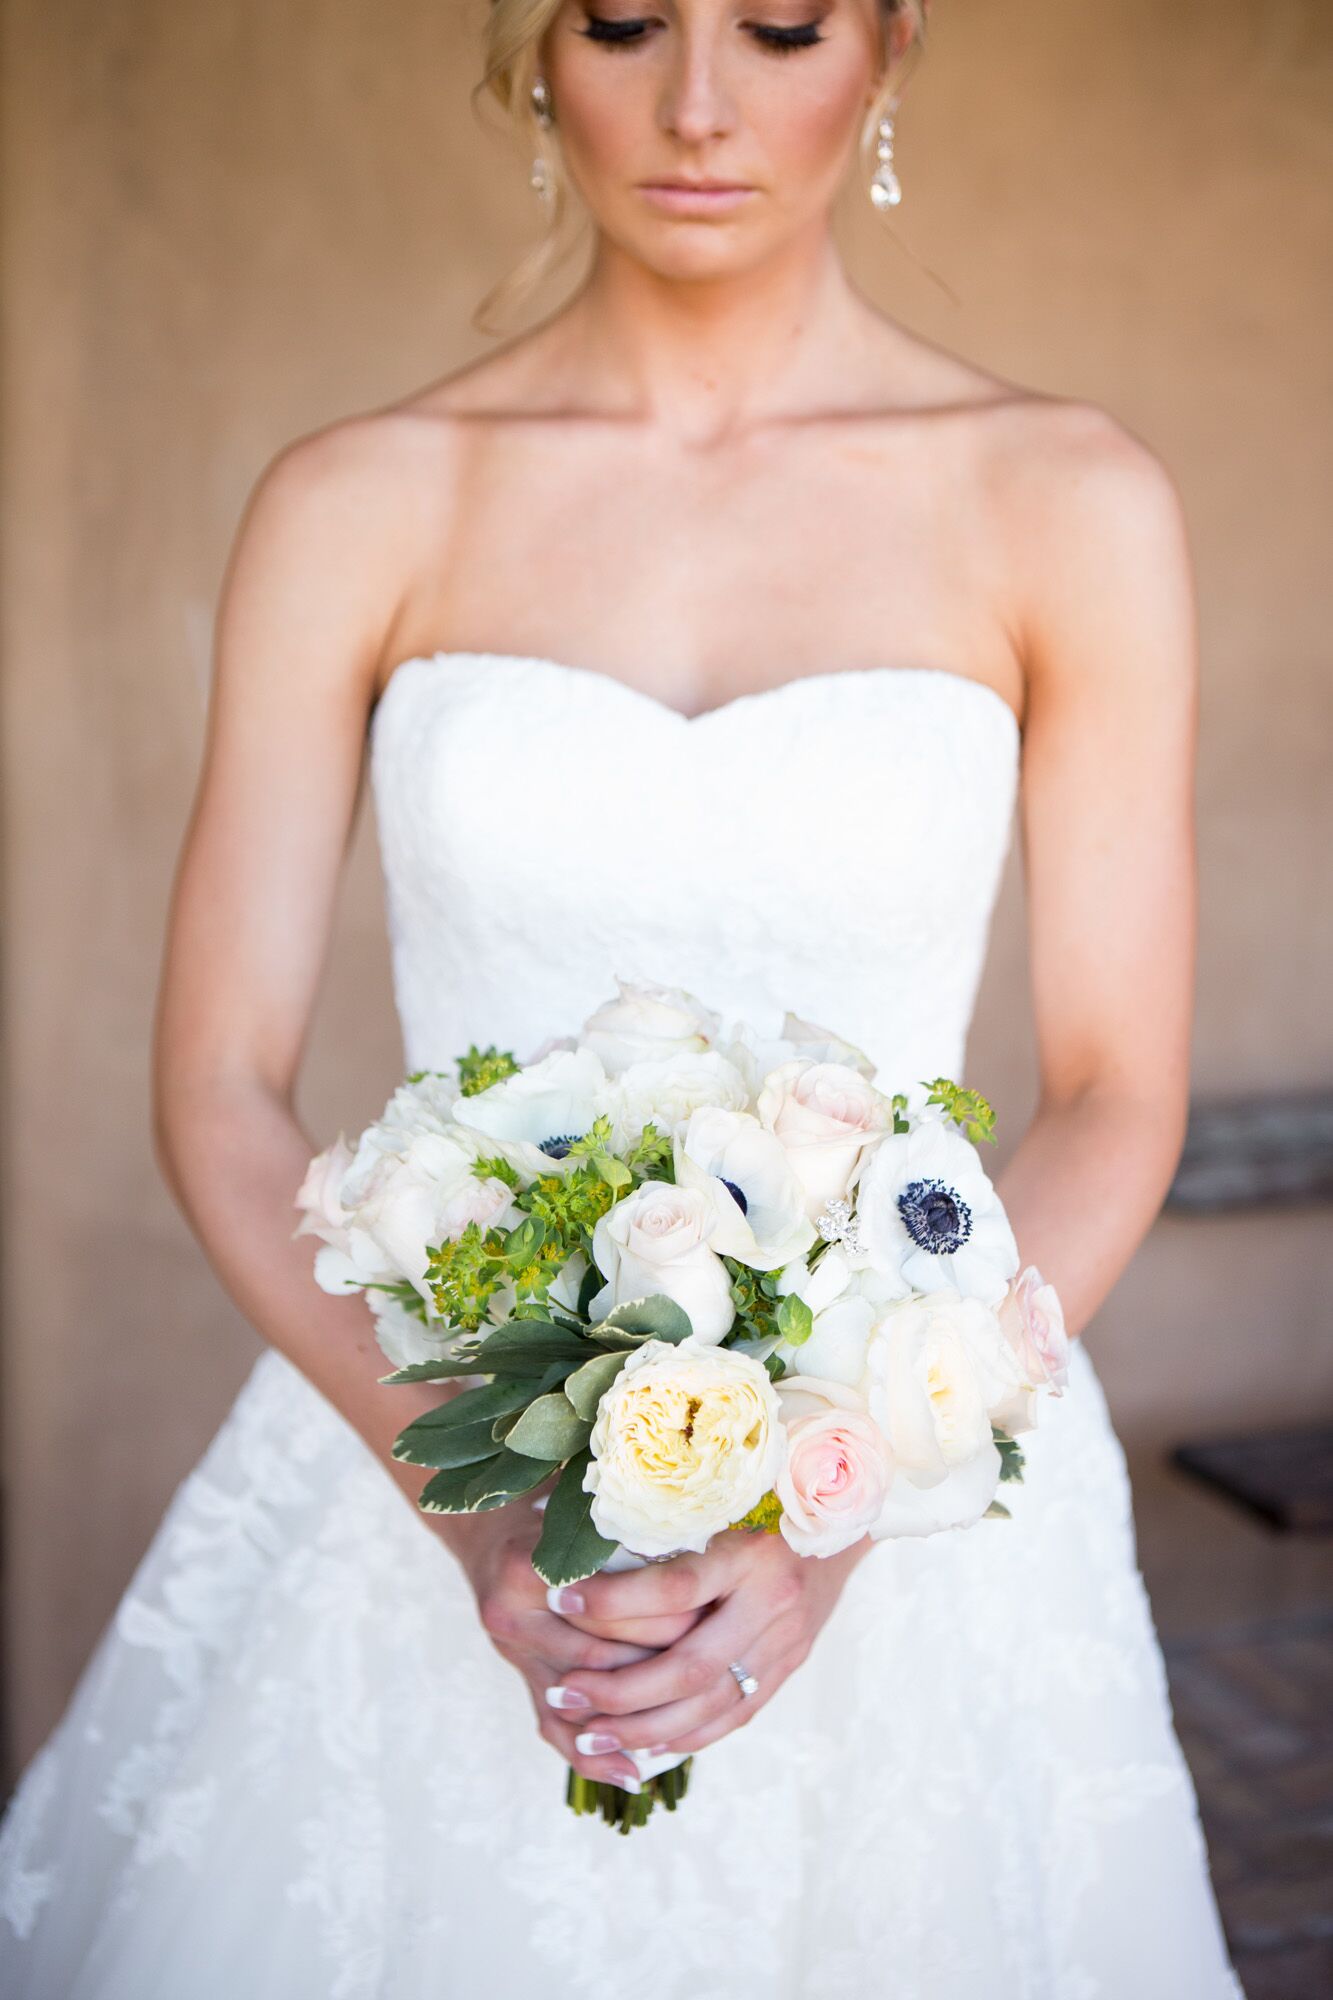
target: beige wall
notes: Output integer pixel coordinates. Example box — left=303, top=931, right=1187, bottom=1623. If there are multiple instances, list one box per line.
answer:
left=2, top=0, right=1330, bottom=1768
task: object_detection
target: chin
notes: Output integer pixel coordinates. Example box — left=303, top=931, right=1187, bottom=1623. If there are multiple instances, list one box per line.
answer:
left=611, top=216, right=787, bottom=286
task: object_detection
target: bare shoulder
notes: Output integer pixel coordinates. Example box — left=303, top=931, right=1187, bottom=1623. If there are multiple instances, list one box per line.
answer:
left=977, top=394, right=1197, bottom=713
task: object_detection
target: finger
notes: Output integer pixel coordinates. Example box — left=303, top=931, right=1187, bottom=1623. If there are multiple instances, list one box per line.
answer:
left=544, top=1538, right=750, bottom=1627
left=571, top=1624, right=794, bottom=1756
left=553, top=1578, right=790, bottom=1721
left=536, top=1704, right=646, bottom=1792
left=551, top=1607, right=702, bottom=1651
left=482, top=1592, right=653, bottom=1673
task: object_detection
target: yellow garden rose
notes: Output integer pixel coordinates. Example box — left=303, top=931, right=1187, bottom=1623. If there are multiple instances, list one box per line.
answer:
left=584, top=1337, right=786, bottom=1557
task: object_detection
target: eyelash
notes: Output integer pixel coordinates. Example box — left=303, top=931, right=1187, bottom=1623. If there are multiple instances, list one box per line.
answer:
left=579, top=16, right=826, bottom=54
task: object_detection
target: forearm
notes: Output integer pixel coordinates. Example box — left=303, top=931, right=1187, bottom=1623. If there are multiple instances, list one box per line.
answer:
left=153, top=1075, right=470, bottom=1524
left=993, top=1082, right=1186, bottom=1341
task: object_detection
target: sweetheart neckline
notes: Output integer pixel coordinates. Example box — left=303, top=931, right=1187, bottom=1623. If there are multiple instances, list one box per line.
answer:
left=368, top=649, right=1024, bottom=740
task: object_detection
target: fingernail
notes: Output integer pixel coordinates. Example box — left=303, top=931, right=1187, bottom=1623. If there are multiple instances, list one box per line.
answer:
left=575, top=1731, right=621, bottom=1756
left=614, top=1772, right=641, bottom=1794
left=646, top=1743, right=672, bottom=1755
left=546, top=1585, right=586, bottom=1614
left=544, top=1685, right=592, bottom=1712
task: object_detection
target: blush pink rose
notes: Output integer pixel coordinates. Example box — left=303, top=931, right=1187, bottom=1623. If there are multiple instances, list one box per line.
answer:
left=998, top=1265, right=1070, bottom=1396
left=775, top=1378, right=894, bottom=1557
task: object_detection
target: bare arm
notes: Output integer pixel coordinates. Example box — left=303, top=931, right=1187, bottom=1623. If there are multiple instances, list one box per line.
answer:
left=993, top=404, right=1201, bottom=1336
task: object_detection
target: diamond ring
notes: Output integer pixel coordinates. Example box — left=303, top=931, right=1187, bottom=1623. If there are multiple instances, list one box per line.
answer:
left=728, top=1659, right=760, bottom=1700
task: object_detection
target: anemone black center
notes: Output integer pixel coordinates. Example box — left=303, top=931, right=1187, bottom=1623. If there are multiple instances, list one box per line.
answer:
left=719, top=1177, right=749, bottom=1215
left=539, top=1132, right=583, bottom=1160
left=897, top=1176, right=972, bottom=1254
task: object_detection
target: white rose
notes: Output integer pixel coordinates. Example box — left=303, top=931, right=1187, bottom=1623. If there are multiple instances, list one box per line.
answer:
left=864, top=1290, right=1022, bottom=1538
left=674, top=1106, right=816, bottom=1271
left=588, top=1181, right=735, bottom=1344
left=585, top=1337, right=785, bottom=1556
left=606, top=1051, right=750, bottom=1151
left=450, top=1046, right=611, bottom=1181
left=330, top=1129, right=517, bottom=1310
left=579, top=977, right=721, bottom=1077
left=854, top=1117, right=1019, bottom=1307
left=775, top=1375, right=894, bottom=1557
left=756, top=1060, right=892, bottom=1220
left=721, top=1014, right=877, bottom=1094
left=293, top=1133, right=358, bottom=1248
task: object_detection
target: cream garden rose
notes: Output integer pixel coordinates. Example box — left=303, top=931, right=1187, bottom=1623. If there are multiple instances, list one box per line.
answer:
left=584, top=1337, right=785, bottom=1556
left=587, top=1180, right=735, bottom=1343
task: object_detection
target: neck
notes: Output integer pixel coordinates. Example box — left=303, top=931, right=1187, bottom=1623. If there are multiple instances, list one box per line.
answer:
left=558, top=225, right=876, bottom=441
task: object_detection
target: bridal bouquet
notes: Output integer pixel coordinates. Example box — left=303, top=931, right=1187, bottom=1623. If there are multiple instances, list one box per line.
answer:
left=294, top=979, right=1070, bottom=1828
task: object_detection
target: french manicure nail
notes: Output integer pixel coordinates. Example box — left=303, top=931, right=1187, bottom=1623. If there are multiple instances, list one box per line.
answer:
left=575, top=1731, right=621, bottom=1756
left=614, top=1772, right=642, bottom=1794
left=544, top=1685, right=592, bottom=1711
left=546, top=1585, right=586, bottom=1614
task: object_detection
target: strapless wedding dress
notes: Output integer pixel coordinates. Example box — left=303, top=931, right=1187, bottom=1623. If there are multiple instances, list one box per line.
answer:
left=0, top=653, right=1243, bottom=1999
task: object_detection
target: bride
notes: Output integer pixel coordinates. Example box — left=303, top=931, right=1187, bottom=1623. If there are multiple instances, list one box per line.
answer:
left=0, top=1, right=1244, bottom=1994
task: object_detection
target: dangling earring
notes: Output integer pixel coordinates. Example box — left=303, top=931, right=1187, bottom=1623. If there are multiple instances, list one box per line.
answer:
left=530, top=76, right=555, bottom=207
left=869, top=100, right=902, bottom=211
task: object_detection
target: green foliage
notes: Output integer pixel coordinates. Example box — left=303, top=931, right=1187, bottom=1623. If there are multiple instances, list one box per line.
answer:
left=505, top=1391, right=593, bottom=1463
left=776, top=1291, right=814, bottom=1347
left=590, top=1294, right=694, bottom=1347
left=564, top=1348, right=631, bottom=1420
left=983, top=1498, right=1012, bottom=1520
left=624, top=1120, right=675, bottom=1185
left=890, top=1091, right=911, bottom=1134
left=922, top=1076, right=997, bottom=1146
left=456, top=1044, right=521, bottom=1097
left=532, top=1450, right=619, bottom=1586
left=471, top=1152, right=521, bottom=1190
left=993, top=1429, right=1026, bottom=1484
left=724, top=1260, right=784, bottom=1343
left=464, top=1447, right=561, bottom=1510
left=733, top=1488, right=784, bottom=1535
left=404, top=1066, right=454, bottom=1086
left=515, top=1159, right=617, bottom=1264
left=425, top=1221, right=510, bottom=1330
left=361, top=1277, right=430, bottom=1322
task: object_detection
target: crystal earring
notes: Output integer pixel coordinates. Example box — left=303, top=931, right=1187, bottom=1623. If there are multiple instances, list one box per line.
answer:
left=869, top=103, right=902, bottom=211
left=530, top=76, right=555, bottom=206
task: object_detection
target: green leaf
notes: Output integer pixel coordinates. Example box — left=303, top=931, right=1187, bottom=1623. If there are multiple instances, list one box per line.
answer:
left=418, top=1460, right=498, bottom=1513
left=592, top=1153, right=632, bottom=1192
left=378, top=1355, right=482, bottom=1386
left=502, top=1215, right=547, bottom=1267
left=400, top=1378, right=536, bottom=1430
left=464, top=1448, right=560, bottom=1510
left=505, top=1391, right=593, bottom=1462
left=592, top=1293, right=693, bottom=1346
left=531, top=1450, right=618, bottom=1587
left=993, top=1429, right=1026, bottom=1484
left=983, top=1498, right=1012, bottom=1520
left=392, top=1412, right=508, bottom=1469
left=471, top=1321, right=592, bottom=1375
left=563, top=1348, right=630, bottom=1422
left=776, top=1292, right=814, bottom=1347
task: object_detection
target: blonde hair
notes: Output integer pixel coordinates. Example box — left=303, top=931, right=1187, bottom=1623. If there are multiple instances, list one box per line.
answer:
left=473, top=0, right=929, bottom=329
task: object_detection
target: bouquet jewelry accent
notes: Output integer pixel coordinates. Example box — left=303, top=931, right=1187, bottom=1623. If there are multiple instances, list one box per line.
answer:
left=295, top=980, right=1070, bottom=1829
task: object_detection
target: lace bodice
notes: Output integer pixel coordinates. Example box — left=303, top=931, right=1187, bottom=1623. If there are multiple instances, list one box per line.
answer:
left=368, top=652, right=1022, bottom=1079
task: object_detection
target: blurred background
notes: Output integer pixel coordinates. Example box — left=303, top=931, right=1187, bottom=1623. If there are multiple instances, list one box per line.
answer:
left=1, top=0, right=1330, bottom=1989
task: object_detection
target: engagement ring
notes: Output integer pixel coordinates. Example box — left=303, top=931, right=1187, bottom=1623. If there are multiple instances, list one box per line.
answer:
left=728, top=1660, right=760, bottom=1700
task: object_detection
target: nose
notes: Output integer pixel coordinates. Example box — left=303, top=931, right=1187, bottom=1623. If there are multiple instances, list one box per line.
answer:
left=657, top=28, right=737, bottom=146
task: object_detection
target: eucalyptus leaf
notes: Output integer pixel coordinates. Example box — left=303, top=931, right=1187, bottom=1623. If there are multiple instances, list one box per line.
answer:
left=378, top=1354, right=485, bottom=1386
left=472, top=1321, right=592, bottom=1375
left=531, top=1450, right=618, bottom=1587
left=392, top=1413, right=505, bottom=1470
left=505, top=1391, right=593, bottom=1463
left=563, top=1348, right=630, bottom=1422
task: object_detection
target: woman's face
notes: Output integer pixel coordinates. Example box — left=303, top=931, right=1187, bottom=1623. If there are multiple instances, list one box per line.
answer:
left=543, top=0, right=897, bottom=280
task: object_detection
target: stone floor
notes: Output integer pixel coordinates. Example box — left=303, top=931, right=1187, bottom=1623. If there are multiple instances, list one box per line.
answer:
left=1130, top=1453, right=1333, bottom=1999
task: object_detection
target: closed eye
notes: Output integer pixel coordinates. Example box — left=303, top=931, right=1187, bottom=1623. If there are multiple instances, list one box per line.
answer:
left=579, top=15, right=828, bottom=53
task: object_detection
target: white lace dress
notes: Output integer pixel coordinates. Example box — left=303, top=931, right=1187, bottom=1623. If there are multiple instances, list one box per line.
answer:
left=0, top=654, right=1244, bottom=1999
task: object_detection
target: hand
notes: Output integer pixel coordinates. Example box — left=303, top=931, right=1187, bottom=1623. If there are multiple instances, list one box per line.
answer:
left=431, top=1503, right=675, bottom=1793
left=542, top=1527, right=873, bottom=1762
